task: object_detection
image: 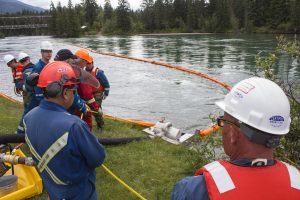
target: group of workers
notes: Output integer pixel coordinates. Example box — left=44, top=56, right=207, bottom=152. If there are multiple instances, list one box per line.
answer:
left=4, top=41, right=109, bottom=199
left=3, top=41, right=300, bottom=199
left=4, top=41, right=110, bottom=133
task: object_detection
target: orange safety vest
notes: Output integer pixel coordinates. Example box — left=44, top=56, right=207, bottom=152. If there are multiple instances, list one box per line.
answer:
left=12, top=63, right=24, bottom=82
left=90, top=67, right=104, bottom=93
left=194, top=160, right=300, bottom=200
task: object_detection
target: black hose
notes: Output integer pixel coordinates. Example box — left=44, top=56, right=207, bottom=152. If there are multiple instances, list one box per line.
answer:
left=98, top=137, right=148, bottom=145
left=0, top=134, right=148, bottom=146
left=0, top=134, right=25, bottom=144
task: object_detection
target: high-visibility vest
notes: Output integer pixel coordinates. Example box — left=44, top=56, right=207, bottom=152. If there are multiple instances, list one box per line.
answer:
left=194, top=160, right=300, bottom=200
left=12, top=63, right=24, bottom=82
left=90, top=67, right=104, bottom=93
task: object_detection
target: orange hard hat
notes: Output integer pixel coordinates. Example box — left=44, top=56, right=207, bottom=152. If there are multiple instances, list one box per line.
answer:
left=38, top=61, right=79, bottom=88
left=75, top=48, right=93, bottom=63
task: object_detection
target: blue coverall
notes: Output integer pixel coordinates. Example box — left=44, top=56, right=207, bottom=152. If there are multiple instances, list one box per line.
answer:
left=24, top=100, right=106, bottom=200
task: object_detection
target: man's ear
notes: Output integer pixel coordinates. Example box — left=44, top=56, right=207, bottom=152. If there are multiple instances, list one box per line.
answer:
left=62, top=88, right=68, bottom=100
left=229, top=127, right=240, bottom=145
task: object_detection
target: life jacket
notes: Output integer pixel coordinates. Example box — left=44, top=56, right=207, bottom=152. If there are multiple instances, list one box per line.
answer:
left=194, top=160, right=300, bottom=200
left=12, top=63, right=24, bottom=83
left=90, top=67, right=104, bottom=93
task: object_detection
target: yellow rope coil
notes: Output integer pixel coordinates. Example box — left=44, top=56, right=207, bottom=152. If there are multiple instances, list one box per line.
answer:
left=101, top=164, right=147, bottom=200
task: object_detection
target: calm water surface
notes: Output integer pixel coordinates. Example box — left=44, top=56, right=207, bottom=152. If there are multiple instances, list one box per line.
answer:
left=0, top=34, right=298, bottom=133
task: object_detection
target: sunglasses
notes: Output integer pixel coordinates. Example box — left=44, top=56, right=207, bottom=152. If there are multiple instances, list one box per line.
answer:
left=217, top=116, right=240, bottom=128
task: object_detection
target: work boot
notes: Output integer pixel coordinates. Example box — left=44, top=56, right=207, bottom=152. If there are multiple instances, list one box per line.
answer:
left=97, top=124, right=103, bottom=133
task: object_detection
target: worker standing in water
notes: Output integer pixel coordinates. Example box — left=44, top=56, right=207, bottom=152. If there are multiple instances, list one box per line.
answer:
left=171, top=77, right=300, bottom=200
left=85, top=58, right=110, bottom=131
left=24, top=61, right=106, bottom=200
left=74, top=49, right=102, bottom=131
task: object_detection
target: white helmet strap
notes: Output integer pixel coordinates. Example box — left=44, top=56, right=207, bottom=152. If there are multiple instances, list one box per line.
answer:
left=240, top=123, right=282, bottom=148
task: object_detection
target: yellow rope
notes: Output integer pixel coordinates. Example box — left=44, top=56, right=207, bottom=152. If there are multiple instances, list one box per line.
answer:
left=101, top=164, right=147, bottom=200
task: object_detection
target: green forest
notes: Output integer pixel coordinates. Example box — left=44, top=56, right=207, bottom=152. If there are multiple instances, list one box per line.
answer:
left=1, top=0, right=300, bottom=37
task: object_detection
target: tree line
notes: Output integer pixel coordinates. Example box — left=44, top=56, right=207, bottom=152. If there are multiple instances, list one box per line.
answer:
left=50, top=0, right=300, bottom=36
left=1, top=0, right=300, bottom=37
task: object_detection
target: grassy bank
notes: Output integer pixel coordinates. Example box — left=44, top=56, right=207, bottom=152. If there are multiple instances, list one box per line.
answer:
left=0, top=97, right=205, bottom=199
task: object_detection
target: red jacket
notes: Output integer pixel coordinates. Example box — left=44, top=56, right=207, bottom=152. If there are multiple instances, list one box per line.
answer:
left=77, top=83, right=99, bottom=111
left=195, top=160, right=300, bottom=200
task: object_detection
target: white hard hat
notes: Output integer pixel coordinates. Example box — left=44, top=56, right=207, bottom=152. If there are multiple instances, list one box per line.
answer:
left=3, top=54, right=15, bottom=64
left=40, top=41, right=53, bottom=51
left=18, top=52, right=29, bottom=61
left=216, top=77, right=290, bottom=135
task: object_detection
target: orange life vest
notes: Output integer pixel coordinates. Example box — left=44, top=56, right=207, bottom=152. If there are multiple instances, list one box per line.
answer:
left=12, top=63, right=24, bottom=82
left=194, top=160, right=300, bottom=200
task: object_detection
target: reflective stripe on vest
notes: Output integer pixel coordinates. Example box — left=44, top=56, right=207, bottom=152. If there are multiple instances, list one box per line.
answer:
left=87, top=98, right=95, bottom=104
left=203, top=161, right=235, bottom=193
left=282, top=162, right=300, bottom=190
left=37, top=132, right=69, bottom=173
left=24, top=121, right=67, bottom=185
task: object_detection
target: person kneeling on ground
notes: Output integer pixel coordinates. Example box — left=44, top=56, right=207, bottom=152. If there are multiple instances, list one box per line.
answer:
left=171, top=77, right=300, bottom=200
left=24, top=61, right=106, bottom=200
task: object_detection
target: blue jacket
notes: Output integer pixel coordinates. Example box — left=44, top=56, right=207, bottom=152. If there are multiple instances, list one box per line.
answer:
left=32, top=59, right=47, bottom=74
left=32, top=59, right=47, bottom=104
left=96, top=69, right=110, bottom=96
left=68, top=89, right=87, bottom=114
left=22, top=62, right=37, bottom=113
left=170, top=159, right=276, bottom=200
left=24, top=100, right=106, bottom=200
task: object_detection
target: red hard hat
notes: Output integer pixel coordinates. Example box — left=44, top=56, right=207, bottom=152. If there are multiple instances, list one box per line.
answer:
left=75, top=48, right=93, bottom=63
left=38, top=61, right=79, bottom=88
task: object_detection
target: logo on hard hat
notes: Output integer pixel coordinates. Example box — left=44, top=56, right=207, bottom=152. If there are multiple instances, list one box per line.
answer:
left=269, top=116, right=284, bottom=127
left=233, top=90, right=243, bottom=99
left=57, top=68, right=67, bottom=73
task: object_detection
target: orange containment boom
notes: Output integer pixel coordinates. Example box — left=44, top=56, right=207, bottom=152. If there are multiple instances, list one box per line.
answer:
left=197, top=124, right=221, bottom=138
left=104, top=114, right=155, bottom=127
left=71, top=44, right=232, bottom=91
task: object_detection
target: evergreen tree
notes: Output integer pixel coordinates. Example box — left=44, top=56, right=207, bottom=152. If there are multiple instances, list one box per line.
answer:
left=67, top=0, right=81, bottom=37
left=186, top=0, right=199, bottom=32
left=214, top=0, right=231, bottom=32
left=141, top=0, right=155, bottom=31
left=104, top=0, right=113, bottom=22
left=291, top=0, right=300, bottom=33
left=268, top=0, right=289, bottom=28
left=55, top=1, right=66, bottom=36
left=173, top=0, right=187, bottom=24
left=116, top=0, right=132, bottom=32
left=194, top=0, right=206, bottom=30
left=49, top=1, right=57, bottom=35
left=248, top=0, right=271, bottom=27
left=153, top=0, right=165, bottom=29
left=83, top=0, right=98, bottom=26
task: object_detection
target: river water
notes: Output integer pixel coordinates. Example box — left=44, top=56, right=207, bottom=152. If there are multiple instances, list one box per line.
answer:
left=0, top=34, right=299, bottom=133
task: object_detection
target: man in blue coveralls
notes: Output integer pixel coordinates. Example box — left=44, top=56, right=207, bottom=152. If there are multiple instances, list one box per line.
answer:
left=24, top=61, right=106, bottom=200
left=171, top=77, right=300, bottom=200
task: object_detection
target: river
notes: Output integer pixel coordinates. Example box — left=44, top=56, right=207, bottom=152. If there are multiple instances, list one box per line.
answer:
left=0, top=34, right=299, bottom=133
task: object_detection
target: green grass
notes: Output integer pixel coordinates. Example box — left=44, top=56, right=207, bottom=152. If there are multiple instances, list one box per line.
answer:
left=0, top=97, right=205, bottom=200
